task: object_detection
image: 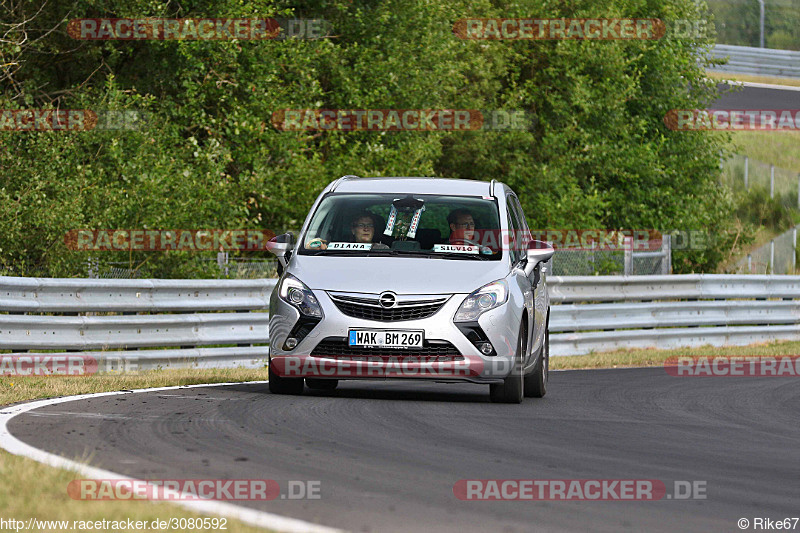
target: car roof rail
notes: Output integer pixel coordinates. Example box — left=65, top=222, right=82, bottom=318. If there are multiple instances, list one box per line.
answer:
left=330, top=174, right=361, bottom=193
left=489, top=179, right=497, bottom=197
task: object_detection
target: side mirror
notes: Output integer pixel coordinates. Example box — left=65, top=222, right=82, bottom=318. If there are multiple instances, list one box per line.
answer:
left=266, top=232, right=295, bottom=270
left=523, top=240, right=554, bottom=277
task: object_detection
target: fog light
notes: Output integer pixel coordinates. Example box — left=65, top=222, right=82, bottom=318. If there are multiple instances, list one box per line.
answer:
left=284, top=337, right=298, bottom=350
left=479, top=342, right=493, bottom=355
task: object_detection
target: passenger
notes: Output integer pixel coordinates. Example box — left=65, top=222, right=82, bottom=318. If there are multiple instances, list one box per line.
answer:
left=446, top=208, right=477, bottom=243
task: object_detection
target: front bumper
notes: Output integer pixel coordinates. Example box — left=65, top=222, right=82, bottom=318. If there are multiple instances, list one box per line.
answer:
left=269, top=288, right=521, bottom=383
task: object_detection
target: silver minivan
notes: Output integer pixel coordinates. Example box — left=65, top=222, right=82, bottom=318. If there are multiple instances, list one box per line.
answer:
left=267, top=176, right=554, bottom=403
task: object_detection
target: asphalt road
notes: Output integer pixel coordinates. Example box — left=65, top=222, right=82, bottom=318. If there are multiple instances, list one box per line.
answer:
left=713, top=83, right=800, bottom=109
left=8, top=368, right=800, bottom=533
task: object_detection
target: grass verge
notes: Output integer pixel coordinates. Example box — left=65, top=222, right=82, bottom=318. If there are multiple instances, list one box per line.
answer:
left=707, top=71, right=800, bottom=88
left=0, top=367, right=266, bottom=407
left=1, top=367, right=273, bottom=533
left=551, top=339, right=800, bottom=369
left=729, top=131, right=800, bottom=174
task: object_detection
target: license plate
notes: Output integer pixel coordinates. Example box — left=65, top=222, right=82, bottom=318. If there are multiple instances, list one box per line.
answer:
left=348, top=329, right=424, bottom=349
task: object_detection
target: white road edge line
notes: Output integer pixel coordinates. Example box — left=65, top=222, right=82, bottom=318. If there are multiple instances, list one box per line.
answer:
left=0, top=381, right=345, bottom=533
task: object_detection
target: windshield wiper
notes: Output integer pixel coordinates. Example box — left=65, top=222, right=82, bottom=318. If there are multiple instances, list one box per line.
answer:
left=425, top=252, right=490, bottom=260
left=307, top=249, right=375, bottom=256
left=307, top=249, right=490, bottom=260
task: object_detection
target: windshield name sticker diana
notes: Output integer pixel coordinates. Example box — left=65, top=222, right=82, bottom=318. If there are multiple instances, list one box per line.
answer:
left=328, top=242, right=373, bottom=250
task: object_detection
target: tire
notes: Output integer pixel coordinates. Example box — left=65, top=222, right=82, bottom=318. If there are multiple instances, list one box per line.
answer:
left=489, top=325, right=525, bottom=404
left=306, top=378, right=338, bottom=390
left=524, top=326, right=548, bottom=398
left=268, top=359, right=304, bottom=395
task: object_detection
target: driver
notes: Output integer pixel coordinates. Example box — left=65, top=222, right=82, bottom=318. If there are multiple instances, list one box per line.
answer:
left=305, top=211, right=389, bottom=250
left=351, top=211, right=389, bottom=249
left=446, top=208, right=477, bottom=243
left=351, top=212, right=376, bottom=243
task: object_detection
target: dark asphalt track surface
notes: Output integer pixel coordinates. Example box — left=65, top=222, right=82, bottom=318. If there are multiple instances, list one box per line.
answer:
left=714, top=83, right=799, bottom=109
left=8, top=368, right=800, bottom=532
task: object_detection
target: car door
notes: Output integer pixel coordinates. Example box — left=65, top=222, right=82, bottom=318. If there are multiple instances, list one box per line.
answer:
left=507, top=193, right=546, bottom=364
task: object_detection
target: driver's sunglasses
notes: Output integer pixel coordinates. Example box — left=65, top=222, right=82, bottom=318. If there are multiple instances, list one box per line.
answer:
left=352, top=223, right=374, bottom=230
left=454, top=222, right=476, bottom=228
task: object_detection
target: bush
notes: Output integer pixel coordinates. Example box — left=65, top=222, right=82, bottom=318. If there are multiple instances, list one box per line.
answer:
left=1, top=0, right=739, bottom=276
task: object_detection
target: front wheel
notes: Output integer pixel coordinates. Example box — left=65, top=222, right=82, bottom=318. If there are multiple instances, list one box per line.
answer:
left=490, top=326, right=525, bottom=404
left=268, top=359, right=304, bottom=395
left=524, top=326, right=548, bottom=398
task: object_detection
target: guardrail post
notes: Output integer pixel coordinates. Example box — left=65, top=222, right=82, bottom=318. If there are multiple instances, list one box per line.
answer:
left=770, top=164, right=775, bottom=198
left=744, top=156, right=749, bottom=189
left=87, top=259, right=98, bottom=279
left=747, top=253, right=752, bottom=273
left=770, top=239, right=775, bottom=274
left=662, top=234, right=671, bottom=274
left=217, top=252, right=229, bottom=277
left=623, top=236, right=632, bottom=276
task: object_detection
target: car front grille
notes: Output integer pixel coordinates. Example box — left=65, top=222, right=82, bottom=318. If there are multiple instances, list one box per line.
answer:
left=310, top=337, right=463, bottom=361
left=328, top=293, right=448, bottom=321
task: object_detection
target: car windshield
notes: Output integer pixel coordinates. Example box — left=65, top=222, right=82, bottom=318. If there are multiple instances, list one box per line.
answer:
left=299, top=193, right=502, bottom=260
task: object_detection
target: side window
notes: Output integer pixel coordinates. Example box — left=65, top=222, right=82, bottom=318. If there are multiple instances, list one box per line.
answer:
left=506, top=196, right=522, bottom=263
left=508, top=194, right=530, bottom=254
left=509, top=195, right=528, bottom=231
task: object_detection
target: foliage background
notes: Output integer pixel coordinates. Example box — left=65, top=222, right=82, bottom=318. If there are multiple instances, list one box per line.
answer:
left=708, top=0, right=800, bottom=50
left=1, top=0, right=739, bottom=276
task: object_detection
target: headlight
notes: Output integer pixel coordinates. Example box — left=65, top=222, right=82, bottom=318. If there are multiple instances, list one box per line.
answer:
left=454, top=280, right=508, bottom=322
left=279, top=274, right=323, bottom=318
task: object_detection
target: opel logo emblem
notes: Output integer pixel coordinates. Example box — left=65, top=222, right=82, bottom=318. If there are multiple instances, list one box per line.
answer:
left=379, top=292, right=396, bottom=308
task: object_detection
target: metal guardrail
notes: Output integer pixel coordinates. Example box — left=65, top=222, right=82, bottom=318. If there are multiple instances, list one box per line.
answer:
left=2, top=275, right=800, bottom=365
left=550, top=300, right=800, bottom=331
left=547, top=274, right=800, bottom=302
left=0, top=277, right=276, bottom=370
left=547, top=275, right=800, bottom=356
left=0, top=277, right=277, bottom=313
left=0, top=313, right=270, bottom=350
left=709, top=44, right=800, bottom=79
